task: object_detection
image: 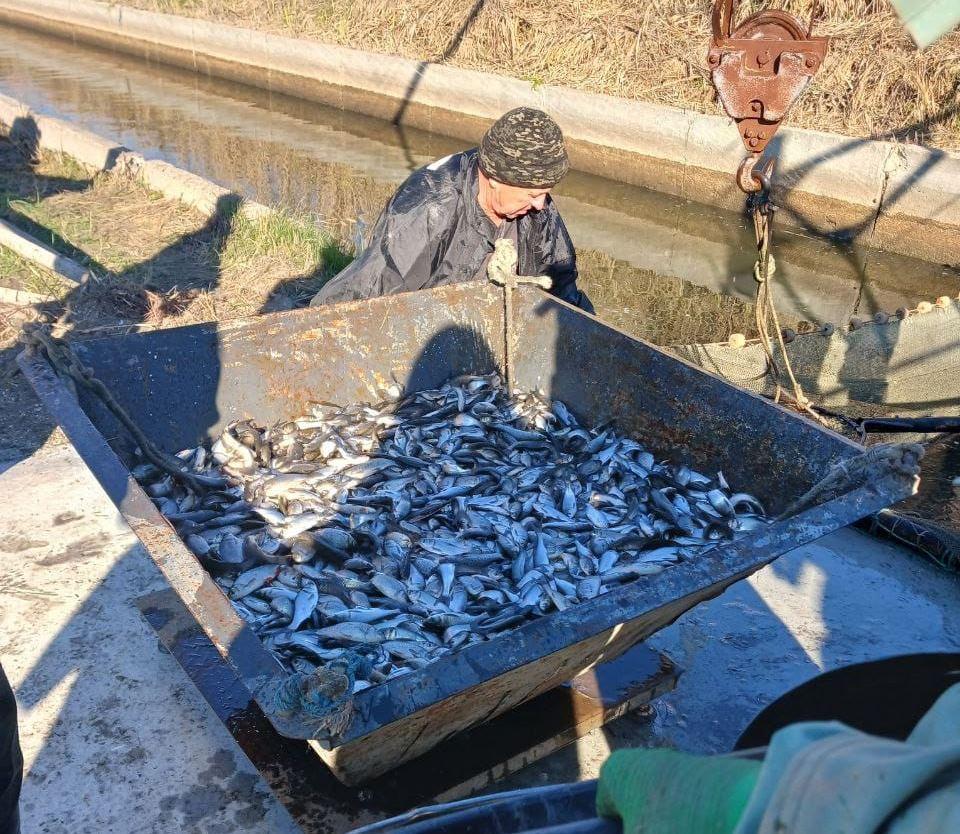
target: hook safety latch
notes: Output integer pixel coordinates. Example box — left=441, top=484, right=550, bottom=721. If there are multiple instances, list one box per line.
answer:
left=708, top=0, right=827, bottom=159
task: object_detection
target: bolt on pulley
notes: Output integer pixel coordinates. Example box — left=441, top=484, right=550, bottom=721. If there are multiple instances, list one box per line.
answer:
left=708, top=0, right=828, bottom=191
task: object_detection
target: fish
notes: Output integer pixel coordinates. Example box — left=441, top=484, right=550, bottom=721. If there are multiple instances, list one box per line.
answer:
left=371, top=573, right=408, bottom=604
left=230, top=565, right=279, bottom=600
left=578, top=576, right=602, bottom=599
left=317, top=623, right=383, bottom=645
left=326, top=607, right=397, bottom=624
left=290, top=581, right=319, bottom=630
left=134, top=373, right=768, bottom=685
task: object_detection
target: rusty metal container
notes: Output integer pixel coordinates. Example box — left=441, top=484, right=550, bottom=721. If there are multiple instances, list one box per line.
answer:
left=18, top=284, right=917, bottom=784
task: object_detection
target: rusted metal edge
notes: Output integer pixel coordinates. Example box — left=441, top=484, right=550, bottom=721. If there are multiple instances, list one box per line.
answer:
left=345, top=478, right=910, bottom=739
left=15, top=347, right=317, bottom=740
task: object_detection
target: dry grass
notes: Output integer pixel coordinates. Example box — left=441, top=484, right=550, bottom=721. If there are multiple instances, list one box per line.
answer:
left=0, top=248, right=73, bottom=300
left=125, top=0, right=960, bottom=150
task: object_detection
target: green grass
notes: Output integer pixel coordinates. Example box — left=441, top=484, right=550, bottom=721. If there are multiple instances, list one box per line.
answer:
left=0, top=146, right=103, bottom=274
left=0, top=149, right=92, bottom=215
left=5, top=198, right=111, bottom=274
left=0, top=138, right=354, bottom=317
left=41, top=152, right=92, bottom=183
left=0, top=246, right=71, bottom=299
left=221, top=208, right=354, bottom=280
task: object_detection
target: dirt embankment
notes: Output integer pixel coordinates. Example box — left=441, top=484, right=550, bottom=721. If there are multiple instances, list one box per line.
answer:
left=0, top=136, right=351, bottom=322
left=125, top=0, right=960, bottom=151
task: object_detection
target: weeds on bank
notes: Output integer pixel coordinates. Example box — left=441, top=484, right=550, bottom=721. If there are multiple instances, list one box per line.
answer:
left=221, top=209, right=353, bottom=279
left=0, top=140, right=352, bottom=327
left=124, top=0, right=960, bottom=151
left=0, top=248, right=71, bottom=301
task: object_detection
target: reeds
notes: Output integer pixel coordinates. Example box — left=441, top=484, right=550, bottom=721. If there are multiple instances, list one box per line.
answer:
left=129, top=0, right=960, bottom=149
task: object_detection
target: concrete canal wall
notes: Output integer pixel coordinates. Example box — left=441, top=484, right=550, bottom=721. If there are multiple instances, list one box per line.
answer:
left=0, top=89, right=271, bottom=220
left=0, top=27, right=919, bottom=330
left=0, top=0, right=958, bottom=266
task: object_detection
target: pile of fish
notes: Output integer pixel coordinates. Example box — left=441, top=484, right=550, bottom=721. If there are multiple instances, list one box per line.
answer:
left=134, top=373, right=767, bottom=692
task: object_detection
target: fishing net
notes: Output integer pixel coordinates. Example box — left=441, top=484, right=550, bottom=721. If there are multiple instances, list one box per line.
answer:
left=672, top=300, right=960, bottom=416
left=867, top=511, right=960, bottom=575
left=675, top=301, right=960, bottom=572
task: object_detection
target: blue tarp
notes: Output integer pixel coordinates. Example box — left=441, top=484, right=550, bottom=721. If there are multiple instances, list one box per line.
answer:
left=736, top=683, right=960, bottom=834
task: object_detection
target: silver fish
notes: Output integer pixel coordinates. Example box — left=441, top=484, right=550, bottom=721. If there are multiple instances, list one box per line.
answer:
left=135, top=373, right=768, bottom=684
left=230, top=565, right=279, bottom=600
left=316, top=623, right=383, bottom=645
left=371, top=573, right=408, bottom=604
left=290, top=581, right=319, bottom=630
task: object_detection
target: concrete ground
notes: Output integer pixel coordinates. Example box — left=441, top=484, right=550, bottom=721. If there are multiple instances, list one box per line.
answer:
left=2, top=437, right=959, bottom=832
left=497, top=523, right=960, bottom=787
left=647, top=524, right=960, bottom=753
left=497, top=529, right=960, bottom=790
left=0, top=442, right=301, bottom=834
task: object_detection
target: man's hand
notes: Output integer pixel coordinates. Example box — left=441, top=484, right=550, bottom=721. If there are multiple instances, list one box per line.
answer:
left=487, top=239, right=553, bottom=290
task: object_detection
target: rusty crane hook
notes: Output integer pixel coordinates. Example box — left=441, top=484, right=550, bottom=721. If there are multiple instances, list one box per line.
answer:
left=708, top=0, right=828, bottom=192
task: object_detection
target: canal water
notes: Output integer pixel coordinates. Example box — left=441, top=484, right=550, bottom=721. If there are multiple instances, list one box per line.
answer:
left=0, top=21, right=956, bottom=532
left=1, top=22, right=958, bottom=350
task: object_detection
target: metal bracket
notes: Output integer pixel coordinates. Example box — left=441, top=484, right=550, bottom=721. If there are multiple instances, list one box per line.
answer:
left=708, top=0, right=828, bottom=163
left=738, top=153, right=776, bottom=194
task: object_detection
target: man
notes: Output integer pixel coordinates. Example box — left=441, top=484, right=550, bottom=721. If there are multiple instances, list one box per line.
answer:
left=311, top=107, right=592, bottom=310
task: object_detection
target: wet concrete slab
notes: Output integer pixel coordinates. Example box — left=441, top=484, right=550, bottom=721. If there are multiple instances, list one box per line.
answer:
left=3, top=442, right=959, bottom=832
left=645, top=525, right=960, bottom=754
left=0, top=443, right=301, bottom=834
left=491, top=524, right=960, bottom=790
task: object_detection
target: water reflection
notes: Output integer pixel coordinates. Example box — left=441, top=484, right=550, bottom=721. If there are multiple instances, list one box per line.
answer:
left=578, top=249, right=760, bottom=344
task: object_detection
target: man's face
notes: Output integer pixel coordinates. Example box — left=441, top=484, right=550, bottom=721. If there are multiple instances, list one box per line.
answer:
left=490, top=181, right=551, bottom=220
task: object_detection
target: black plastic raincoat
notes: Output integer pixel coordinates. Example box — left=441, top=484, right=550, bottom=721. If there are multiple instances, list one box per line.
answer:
left=310, top=149, right=592, bottom=311
left=0, top=663, right=21, bottom=834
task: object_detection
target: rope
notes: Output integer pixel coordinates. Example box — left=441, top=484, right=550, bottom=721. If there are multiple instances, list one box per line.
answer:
left=749, top=189, right=826, bottom=425
left=19, top=323, right=225, bottom=492
left=266, top=654, right=360, bottom=734
left=774, top=442, right=924, bottom=522
left=21, top=323, right=365, bottom=731
left=865, top=509, right=960, bottom=574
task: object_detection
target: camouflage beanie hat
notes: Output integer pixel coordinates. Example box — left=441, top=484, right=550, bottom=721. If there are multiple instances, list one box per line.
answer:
left=479, top=107, right=570, bottom=188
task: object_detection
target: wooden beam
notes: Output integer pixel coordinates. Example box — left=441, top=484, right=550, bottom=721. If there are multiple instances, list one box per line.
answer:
left=0, top=284, right=53, bottom=305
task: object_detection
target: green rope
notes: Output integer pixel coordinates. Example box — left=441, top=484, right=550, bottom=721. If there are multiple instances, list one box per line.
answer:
left=268, top=653, right=365, bottom=732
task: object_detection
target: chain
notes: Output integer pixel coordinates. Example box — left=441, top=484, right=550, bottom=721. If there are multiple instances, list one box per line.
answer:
left=19, top=323, right=225, bottom=492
